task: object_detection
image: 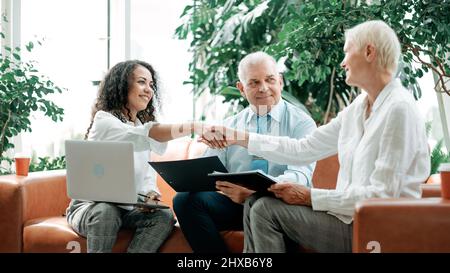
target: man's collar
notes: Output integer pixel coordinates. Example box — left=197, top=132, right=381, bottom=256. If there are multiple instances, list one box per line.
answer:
left=246, top=100, right=284, bottom=124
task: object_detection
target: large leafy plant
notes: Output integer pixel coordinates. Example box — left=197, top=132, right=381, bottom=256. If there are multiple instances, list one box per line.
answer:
left=176, top=0, right=450, bottom=124
left=0, top=24, right=65, bottom=174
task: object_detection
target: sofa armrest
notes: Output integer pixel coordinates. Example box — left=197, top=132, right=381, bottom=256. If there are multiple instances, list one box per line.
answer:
left=0, top=170, right=69, bottom=252
left=422, top=174, right=442, bottom=197
left=21, top=170, right=70, bottom=221
left=353, top=198, right=450, bottom=253
left=0, top=174, right=24, bottom=252
left=421, top=184, right=441, bottom=198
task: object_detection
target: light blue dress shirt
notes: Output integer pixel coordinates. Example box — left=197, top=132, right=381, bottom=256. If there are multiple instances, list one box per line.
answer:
left=204, top=100, right=317, bottom=186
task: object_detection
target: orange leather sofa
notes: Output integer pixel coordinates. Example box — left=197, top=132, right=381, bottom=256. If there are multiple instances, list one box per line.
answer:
left=0, top=138, right=447, bottom=253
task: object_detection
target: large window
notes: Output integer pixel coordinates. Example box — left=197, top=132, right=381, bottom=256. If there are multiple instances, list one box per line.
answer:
left=16, top=0, right=192, bottom=159
left=20, top=0, right=108, bottom=157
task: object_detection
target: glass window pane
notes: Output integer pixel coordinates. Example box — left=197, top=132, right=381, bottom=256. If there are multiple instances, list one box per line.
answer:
left=0, top=1, right=2, bottom=50
left=20, top=0, right=108, bottom=157
left=16, top=1, right=200, bottom=161
left=129, top=0, right=193, bottom=123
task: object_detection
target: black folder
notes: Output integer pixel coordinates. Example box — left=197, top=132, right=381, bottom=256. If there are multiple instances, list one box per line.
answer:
left=207, top=170, right=277, bottom=192
left=148, top=156, right=228, bottom=192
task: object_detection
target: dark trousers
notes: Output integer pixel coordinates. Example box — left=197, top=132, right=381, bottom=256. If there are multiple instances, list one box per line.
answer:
left=173, top=191, right=243, bottom=253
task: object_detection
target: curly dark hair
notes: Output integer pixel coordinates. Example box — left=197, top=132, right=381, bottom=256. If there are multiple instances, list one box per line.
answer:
left=85, top=60, right=161, bottom=139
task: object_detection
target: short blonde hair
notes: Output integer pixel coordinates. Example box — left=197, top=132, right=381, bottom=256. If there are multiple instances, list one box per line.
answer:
left=238, top=51, right=278, bottom=83
left=345, top=20, right=401, bottom=74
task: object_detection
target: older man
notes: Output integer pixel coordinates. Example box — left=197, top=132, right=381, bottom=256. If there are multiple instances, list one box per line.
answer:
left=173, top=51, right=317, bottom=253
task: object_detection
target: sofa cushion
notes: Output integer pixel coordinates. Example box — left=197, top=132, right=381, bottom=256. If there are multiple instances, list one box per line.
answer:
left=23, top=216, right=134, bottom=253
left=159, top=226, right=193, bottom=253
left=222, top=230, right=244, bottom=253
left=23, top=216, right=196, bottom=253
left=312, top=154, right=339, bottom=189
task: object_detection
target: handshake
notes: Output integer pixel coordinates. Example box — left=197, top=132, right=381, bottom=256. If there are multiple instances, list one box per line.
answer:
left=191, top=123, right=250, bottom=149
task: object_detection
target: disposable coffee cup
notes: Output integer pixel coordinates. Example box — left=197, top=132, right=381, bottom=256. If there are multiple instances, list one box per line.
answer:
left=438, top=163, right=450, bottom=199
left=15, top=153, right=31, bottom=176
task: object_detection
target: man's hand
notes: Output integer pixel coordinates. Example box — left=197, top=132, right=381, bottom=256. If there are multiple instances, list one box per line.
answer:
left=199, top=125, right=230, bottom=149
left=216, top=181, right=255, bottom=204
left=191, top=123, right=227, bottom=149
left=268, top=183, right=312, bottom=206
left=198, top=125, right=248, bottom=149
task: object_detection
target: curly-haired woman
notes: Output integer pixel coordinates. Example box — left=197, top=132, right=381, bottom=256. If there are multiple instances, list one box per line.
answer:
left=66, top=60, right=202, bottom=253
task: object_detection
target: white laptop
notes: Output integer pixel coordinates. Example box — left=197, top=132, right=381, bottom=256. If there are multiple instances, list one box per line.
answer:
left=65, top=140, right=168, bottom=209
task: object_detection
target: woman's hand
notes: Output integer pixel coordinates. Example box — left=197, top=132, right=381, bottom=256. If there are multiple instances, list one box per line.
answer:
left=197, top=124, right=230, bottom=149
left=138, top=190, right=162, bottom=213
left=146, top=190, right=161, bottom=203
left=268, top=183, right=312, bottom=206
left=216, top=181, right=255, bottom=204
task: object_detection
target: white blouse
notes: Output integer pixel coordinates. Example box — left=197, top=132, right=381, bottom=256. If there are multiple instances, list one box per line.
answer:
left=248, top=79, right=430, bottom=224
left=87, top=110, right=167, bottom=197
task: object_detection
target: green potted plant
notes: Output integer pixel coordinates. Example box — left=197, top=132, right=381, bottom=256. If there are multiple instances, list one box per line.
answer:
left=1, top=23, right=65, bottom=174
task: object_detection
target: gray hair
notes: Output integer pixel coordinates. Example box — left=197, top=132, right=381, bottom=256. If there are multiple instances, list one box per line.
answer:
left=238, top=51, right=278, bottom=83
left=345, top=20, right=401, bottom=74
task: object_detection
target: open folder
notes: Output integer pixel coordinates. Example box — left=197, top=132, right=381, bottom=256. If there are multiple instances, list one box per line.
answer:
left=148, top=156, right=228, bottom=192
left=208, top=170, right=278, bottom=192
left=149, top=156, right=278, bottom=192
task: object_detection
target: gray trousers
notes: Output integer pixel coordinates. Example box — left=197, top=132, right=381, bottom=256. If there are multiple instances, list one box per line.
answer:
left=66, top=200, right=175, bottom=253
left=243, top=196, right=353, bottom=253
